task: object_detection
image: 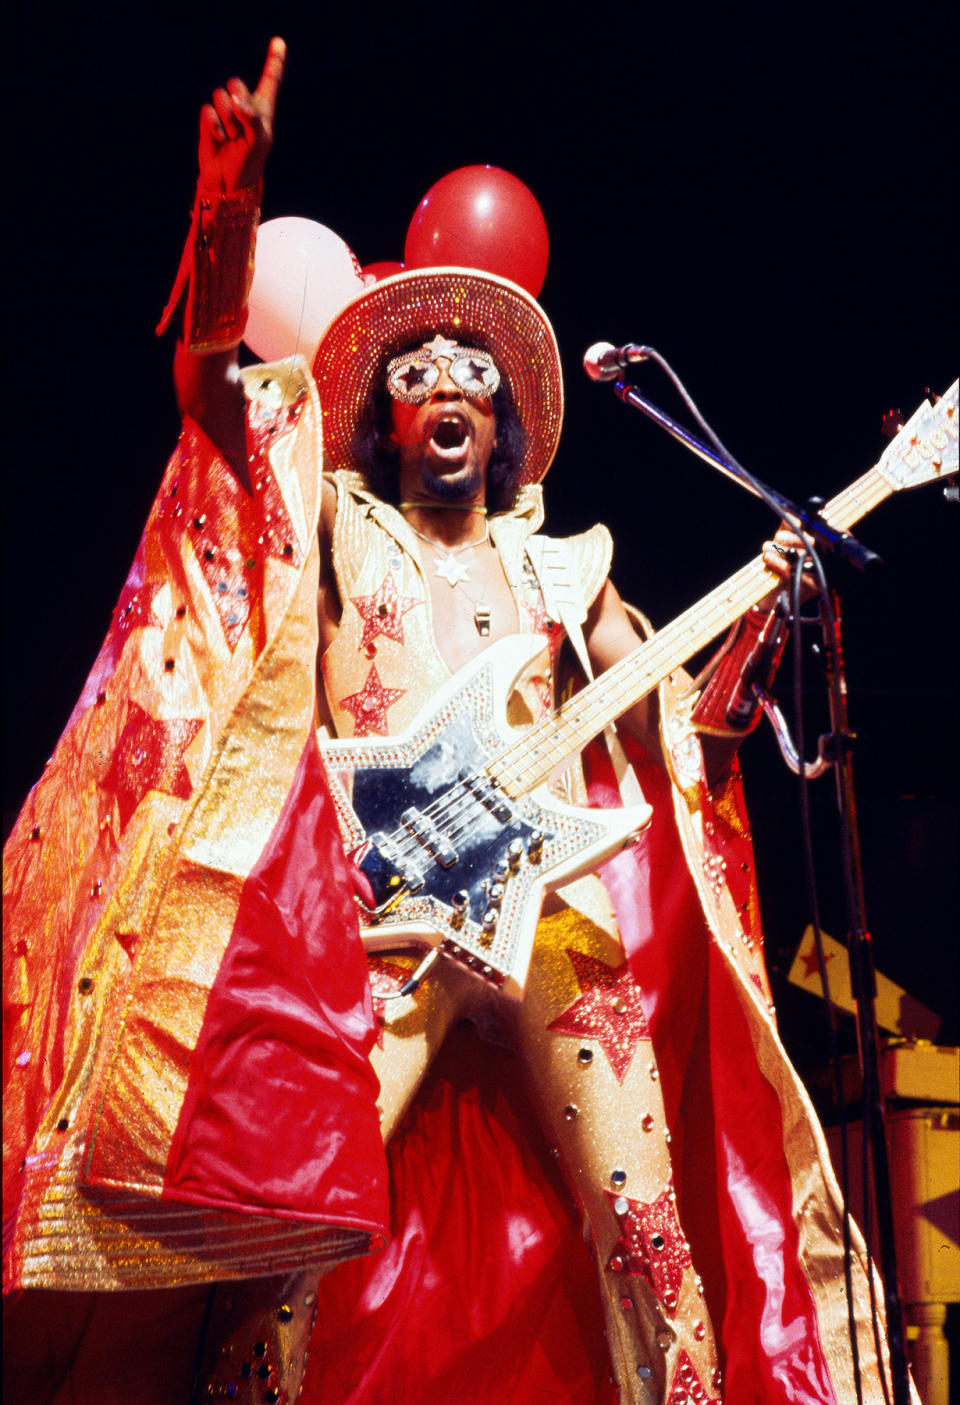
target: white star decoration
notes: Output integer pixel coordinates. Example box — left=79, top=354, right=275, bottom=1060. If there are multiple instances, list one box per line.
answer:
left=434, top=553, right=473, bottom=587
left=422, top=334, right=461, bottom=360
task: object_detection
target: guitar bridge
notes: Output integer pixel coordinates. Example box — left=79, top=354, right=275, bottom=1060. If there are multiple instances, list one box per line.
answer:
left=353, top=836, right=424, bottom=917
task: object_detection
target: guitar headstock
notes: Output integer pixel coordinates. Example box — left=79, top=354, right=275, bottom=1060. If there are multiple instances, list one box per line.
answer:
left=874, top=379, right=958, bottom=492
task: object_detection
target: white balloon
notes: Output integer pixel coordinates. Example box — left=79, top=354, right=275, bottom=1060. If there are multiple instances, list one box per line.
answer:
left=244, top=217, right=364, bottom=363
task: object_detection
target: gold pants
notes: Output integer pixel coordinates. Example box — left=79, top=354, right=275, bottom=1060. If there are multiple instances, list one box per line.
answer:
left=194, top=878, right=722, bottom=1404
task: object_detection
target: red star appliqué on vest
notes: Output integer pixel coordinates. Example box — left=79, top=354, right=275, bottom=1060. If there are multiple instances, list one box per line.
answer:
left=339, top=665, right=406, bottom=737
left=350, top=571, right=422, bottom=653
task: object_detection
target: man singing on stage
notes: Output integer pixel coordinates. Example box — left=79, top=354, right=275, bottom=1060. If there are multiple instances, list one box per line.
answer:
left=3, top=37, right=903, bottom=1404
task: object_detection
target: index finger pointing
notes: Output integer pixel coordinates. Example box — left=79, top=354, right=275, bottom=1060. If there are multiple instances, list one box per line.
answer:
left=254, top=36, right=286, bottom=117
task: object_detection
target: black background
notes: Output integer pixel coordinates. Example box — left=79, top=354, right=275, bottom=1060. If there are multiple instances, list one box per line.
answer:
left=5, top=4, right=957, bottom=1058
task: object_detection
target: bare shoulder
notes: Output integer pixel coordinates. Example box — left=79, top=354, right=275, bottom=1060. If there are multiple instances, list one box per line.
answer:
left=585, top=577, right=643, bottom=668
left=584, top=576, right=662, bottom=761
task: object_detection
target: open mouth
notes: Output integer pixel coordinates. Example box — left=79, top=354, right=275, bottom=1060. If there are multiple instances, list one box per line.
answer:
left=427, top=411, right=471, bottom=460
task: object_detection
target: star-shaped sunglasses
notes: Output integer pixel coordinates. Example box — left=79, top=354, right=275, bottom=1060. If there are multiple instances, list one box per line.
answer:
left=386, top=336, right=501, bottom=404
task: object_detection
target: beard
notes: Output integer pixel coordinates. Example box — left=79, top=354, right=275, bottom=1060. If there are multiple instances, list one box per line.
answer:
left=418, top=462, right=485, bottom=503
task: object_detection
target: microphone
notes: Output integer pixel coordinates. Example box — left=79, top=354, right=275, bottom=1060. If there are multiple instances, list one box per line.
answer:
left=583, top=341, right=652, bottom=382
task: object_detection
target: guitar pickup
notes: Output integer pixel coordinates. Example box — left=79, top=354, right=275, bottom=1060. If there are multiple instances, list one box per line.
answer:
left=353, top=836, right=424, bottom=916
left=400, top=808, right=458, bottom=868
left=458, top=770, right=513, bottom=824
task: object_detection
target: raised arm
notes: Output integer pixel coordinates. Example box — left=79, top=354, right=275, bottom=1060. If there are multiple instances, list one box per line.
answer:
left=166, top=37, right=286, bottom=484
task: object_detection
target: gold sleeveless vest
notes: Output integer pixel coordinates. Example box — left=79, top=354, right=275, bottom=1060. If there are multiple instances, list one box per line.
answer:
left=320, top=470, right=612, bottom=738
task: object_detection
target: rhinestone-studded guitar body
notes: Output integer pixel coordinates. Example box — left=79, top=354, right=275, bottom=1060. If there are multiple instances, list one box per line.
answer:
left=323, top=385, right=957, bottom=998
left=324, top=634, right=651, bottom=1001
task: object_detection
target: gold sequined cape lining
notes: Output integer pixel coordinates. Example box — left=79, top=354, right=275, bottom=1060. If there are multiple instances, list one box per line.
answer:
left=3, top=358, right=380, bottom=1291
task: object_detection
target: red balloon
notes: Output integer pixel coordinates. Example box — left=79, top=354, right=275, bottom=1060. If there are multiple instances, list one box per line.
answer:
left=361, top=260, right=405, bottom=284
left=404, top=166, right=549, bottom=298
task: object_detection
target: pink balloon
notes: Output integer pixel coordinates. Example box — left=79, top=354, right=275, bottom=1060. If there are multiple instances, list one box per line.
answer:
left=245, top=217, right=364, bottom=362
left=404, top=166, right=549, bottom=297
left=361, top=260, right=405, bottom=286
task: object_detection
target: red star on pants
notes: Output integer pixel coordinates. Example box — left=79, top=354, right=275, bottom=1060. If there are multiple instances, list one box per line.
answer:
left=667, top=1348, right=720, bottom=1403
left=339, top=665, right=406, bottom=737
left=367, top=956, right=414, bottom=1048
left=105, top=702, right=203, bottom=829
left=547, top=948, right=650, bottom=1083
left=350, top=572, right=422, bottom=652
left=605, top=1184, right=693, bottom=1316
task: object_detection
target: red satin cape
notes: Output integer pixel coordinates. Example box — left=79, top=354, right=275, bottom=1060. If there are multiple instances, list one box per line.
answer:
left=307, top=736, right=839, bottom=1403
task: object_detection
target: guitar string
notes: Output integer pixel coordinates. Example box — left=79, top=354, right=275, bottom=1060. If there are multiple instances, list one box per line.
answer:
left=360, top=428, right=948, bottom=933
left=367, top=462, right=912, bottom=878
left=407, top=469, right=895, bottom=825
left=492, top=467, right=895, bottom=793
left=492, top=560, right=771, bottom=793
left=378, top=776, right=490, bottom=862
left=499, top=417, right=945, bottom=797
left=380, top=761, right=521, bottom=866
left=388, top=508, right=857, bottom=854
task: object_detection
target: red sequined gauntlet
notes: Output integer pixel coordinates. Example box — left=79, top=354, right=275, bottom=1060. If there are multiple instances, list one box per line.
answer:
left=691, top=601, right=789, bottom=737
left=156, top=182, right=261, bottom=352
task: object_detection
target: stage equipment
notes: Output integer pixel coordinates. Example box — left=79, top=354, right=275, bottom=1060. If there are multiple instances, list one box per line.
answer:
left=586, top=353, right=958, bottom=1405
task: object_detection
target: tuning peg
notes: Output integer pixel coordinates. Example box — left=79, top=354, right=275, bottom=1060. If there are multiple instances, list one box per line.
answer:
left=881, top=408, right=904, bottom=439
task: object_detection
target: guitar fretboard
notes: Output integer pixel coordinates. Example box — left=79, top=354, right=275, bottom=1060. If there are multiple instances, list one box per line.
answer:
left=489, top=465, right=893, bottom=798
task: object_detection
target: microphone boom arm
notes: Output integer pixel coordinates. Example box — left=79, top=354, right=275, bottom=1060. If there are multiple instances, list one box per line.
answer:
left=611, top=378, right=880, bottom=571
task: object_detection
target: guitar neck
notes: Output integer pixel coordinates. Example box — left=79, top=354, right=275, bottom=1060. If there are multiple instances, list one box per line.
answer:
left=490, top=465, right=895, bottom=798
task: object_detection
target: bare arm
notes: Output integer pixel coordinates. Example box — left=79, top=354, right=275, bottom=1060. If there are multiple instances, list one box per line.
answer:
left=584, top=529, right=813, bottom=784
left=172, top=37, right=286, bottom=482
left=584, top=578, right=663, bottom=762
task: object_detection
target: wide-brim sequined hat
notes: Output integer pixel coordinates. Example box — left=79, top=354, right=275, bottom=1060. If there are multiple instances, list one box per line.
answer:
left=311, top=267, right=564, bottom=486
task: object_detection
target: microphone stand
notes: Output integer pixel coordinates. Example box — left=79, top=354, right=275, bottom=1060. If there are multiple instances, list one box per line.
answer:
left=609, top=374, right=911, bottom=1404
left=611, top=378, right=882, bottom=570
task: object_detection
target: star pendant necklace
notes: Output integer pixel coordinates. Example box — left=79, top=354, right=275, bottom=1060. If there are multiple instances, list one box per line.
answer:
left=406, top=519, right=494, bottom=636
